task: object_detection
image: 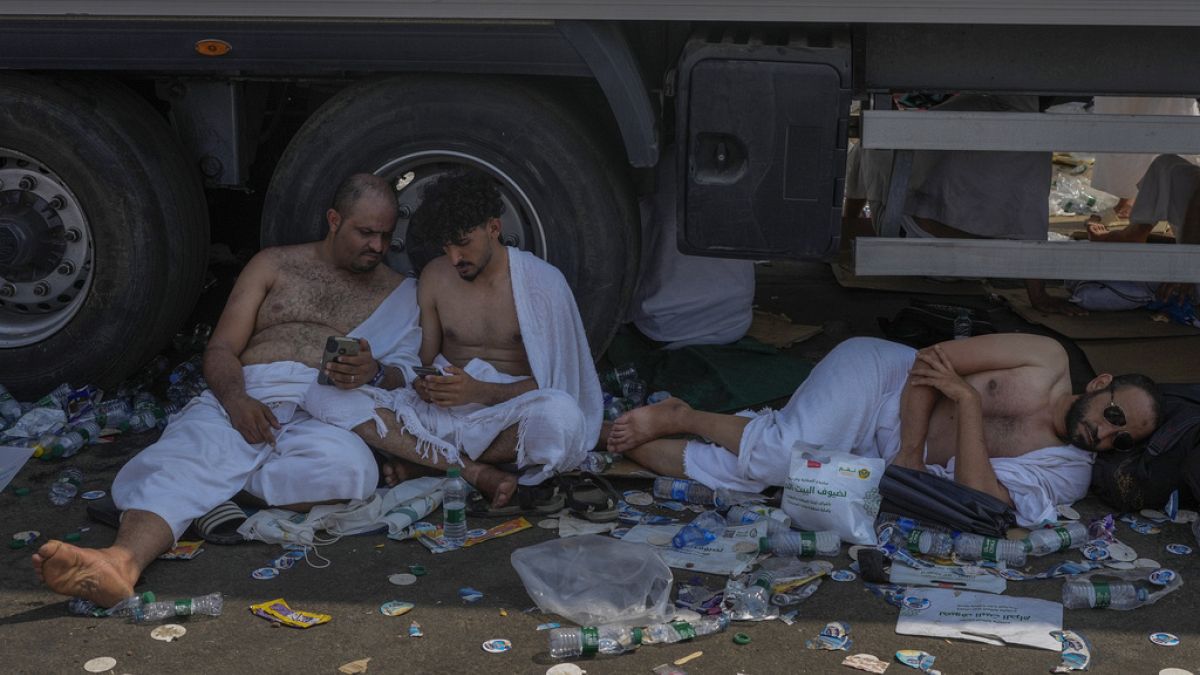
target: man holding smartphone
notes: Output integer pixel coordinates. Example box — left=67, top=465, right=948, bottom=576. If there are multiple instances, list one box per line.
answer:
left=33, top=174, right=421, bottom=607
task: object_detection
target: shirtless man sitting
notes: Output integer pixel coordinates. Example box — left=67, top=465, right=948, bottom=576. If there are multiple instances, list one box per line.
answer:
left=609, top=334, right=1163, bottom=525
left=337, top=169, right=602, bottom=511
left=32, top=174, right=421, bottom=607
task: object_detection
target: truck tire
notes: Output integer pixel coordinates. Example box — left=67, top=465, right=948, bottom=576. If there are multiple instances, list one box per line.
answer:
left=0, top=74, right=209, bottom=397
left=262, top=76, right=638, bottom=357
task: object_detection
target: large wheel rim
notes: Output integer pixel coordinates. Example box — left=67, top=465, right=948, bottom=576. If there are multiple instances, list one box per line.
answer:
left=0, top=148, right=94, bottom=347
left=372, top=150, right=547, bottom=275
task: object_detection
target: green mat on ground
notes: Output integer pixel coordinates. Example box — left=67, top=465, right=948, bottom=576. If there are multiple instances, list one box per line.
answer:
left=603, top=331, right=813, bottom=413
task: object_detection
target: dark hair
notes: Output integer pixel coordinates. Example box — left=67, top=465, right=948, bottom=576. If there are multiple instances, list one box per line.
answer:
left=409, top=169, right=505, bottom=247
left=331, top=173, right=395, bottom=217
left=1112, top=373, right=1164, bottom=428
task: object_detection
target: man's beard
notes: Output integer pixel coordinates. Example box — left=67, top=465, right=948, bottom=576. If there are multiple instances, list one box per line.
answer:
left=456, top=247, right=492, bottom=282
left=1064, top=389, right=1103, bottom=451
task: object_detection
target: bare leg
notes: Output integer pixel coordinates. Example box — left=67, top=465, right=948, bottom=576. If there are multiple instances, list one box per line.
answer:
left=595, top=421, right=613, bottom=451
left=32, top=509, right=172, bottom=607
left=356, top=410, right=517, bottom=508
left=623, top=438, right=689, bottom=477
left=608, top=397, right=751, bottom=455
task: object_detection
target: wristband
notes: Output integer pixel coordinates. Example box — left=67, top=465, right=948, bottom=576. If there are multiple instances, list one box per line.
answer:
left=367, top=360, right=386, bottom=387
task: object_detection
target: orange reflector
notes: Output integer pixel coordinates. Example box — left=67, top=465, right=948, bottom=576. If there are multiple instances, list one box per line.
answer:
left=194, top=39, right=232, bottom=57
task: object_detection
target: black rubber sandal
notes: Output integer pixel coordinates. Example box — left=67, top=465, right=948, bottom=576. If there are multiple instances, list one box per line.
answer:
left=562, top=472, right=620, bottom=523
left=465, top=480, right=566, bottom=518
left=193, top=500, right=247, bottom=545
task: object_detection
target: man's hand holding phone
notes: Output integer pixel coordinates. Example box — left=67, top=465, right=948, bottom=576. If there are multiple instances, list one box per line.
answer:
left=422, top=364, right=483, bottom=407
left=321, top=336, right=380, bottom=389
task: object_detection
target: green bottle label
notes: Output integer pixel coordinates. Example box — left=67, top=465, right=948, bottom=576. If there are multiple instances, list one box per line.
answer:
left=445, top=508, right=465, bottom=525
left=175, top=599, right=193, bottom=616
left=981, top=537, right=999, bottom=562
left=1093, top=582, right=1111, bottom=608
left=906, top=529, right=923, bottom=554
left=672, top=621, right=697, bottom=641
left=1054, top=527, right=1072, bottom=551
left=580, top=627, right=600, bottom=656
left=800, top=531, right=816, bottom=556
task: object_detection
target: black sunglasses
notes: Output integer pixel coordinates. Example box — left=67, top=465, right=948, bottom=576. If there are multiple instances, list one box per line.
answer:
left=1104, top=386, right=1136, bottom=451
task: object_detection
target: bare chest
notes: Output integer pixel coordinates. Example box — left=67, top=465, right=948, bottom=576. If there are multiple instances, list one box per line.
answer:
left=256, top=264, right=396, bottom=334
left=438, top=281, right=528, bottom=371
left=926, top=370, right=1062, bottom=462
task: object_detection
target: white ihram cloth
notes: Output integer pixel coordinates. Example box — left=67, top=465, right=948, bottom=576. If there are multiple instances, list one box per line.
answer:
left=1091, top=97, right=1199, bottom=199
left=682, top=337, right=1093, bottom=527
left=381, top=248, right=602, bottom=486
left=113, top=280, right=422, bottom=541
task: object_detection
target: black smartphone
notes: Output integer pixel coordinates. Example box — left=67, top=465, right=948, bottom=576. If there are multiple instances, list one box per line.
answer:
left=412, top=365, right=444, bottom=379
left=317, top=336, right=360, bottom=385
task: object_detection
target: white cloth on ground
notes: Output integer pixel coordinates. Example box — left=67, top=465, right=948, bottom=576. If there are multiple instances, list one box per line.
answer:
left=681, top=337, right=1093, bottom=526
left=112, top=280, right=422, bottom=541
left=905, top=94, right=1050, bottom=241
left=1090, top=97, right=1199, bottom=199
left=629, top=146, right=755, bottom=348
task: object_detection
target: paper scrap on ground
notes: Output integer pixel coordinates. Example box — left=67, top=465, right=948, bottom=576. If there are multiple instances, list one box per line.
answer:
left=557, top=513, right=617, bottom=538
left=158, top=540, right=204, bottom=561
left=0, top=445, right=34, bottom=493
left=414, top=517, right=531, bottom=554
left=895, top=588, right=1061, bottom=651
left=620, top=521, right=766, bottom=576
left=889, top=563, right=1007, bottom=594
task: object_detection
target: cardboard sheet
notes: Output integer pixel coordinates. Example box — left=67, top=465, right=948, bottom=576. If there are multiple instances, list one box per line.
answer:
left=895, top=588, right=1062, bottom=651
left=991, top=286, right=1200, bottom=340
left=746, top=310, right=822, bottom=349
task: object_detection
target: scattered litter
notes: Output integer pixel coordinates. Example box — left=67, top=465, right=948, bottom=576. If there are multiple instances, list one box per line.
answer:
left=10, top=530, right=38, bottom=548
left=1174, top=510, right=1198, bottom=524
left=894, top=650, right=939, bottom=673
left=779, top=610, right=798, bottom=625
left=158, top=540, right=204, bottom=560
left=537, top=622, right=562, bottom=631
left=896, top=588, right=1061, bottom=650
left=499, top=608, right=508, bottom=617
left=557, top=513, right=617, bottom=538
left=338, top=658, right=371, bottom=674
left=1135, top=558, right=1162, bottom=569
left=1149, top=569, right=1178, bottom=586
left=1150, top=632, right=1180, bottom=647
left=733, top=632, right=751, bottom=645
left=388, top=573, right=417, bottom=586
left=1105, top=541, right=1137, bottom=562
left=888, top=563, right=1006, bottom=594
left=673, top=651, right=703, bottom=666
left=537, top=519, right=560, bottom=530
left=624, top=490, right=654, bottom=507
left=150, top=624, right=186, bottom=642
left=830, top=570, right=857, bottom=582
left=621, top=520, right=768, bottom=576
left=408, top=564, right=426, bottom=576
left=251, top=567, right=279, bottom=580
left=1051, top=630, right=1093, bottom=673
left=1081, top=545, right=1110, bottom=561
left=1104, top=561, right=1136, bottom=570
left=1166, top=544, right=1192, bottom=555
left=1056, top=504, right=1081, bottom=521
left=408, top=621, right=423, bottom=637
left=806, top=621, right=852, bottom=651
left=842, top=653, right=891, bottom=674
left=482, top=639, right=512, bottom=653
left=249, top=598, right=331, bottom=629
left=652, top=665, right=686, bottom=675
left=1141, top=509, right=1170, bottom=522
left=459, top=587, right=484, bottom=603
left=545, top=665, right=586, bottom=675
left=1160, top=669, right=1194, bottom=675
left=80, top=490, right=106, bottom=500
left=83, top=656, right=117, bottom=673
left=414, top=516, right=531, bottom=553
left=901, top=596, right=930, bottom=611
left=379, top=601, right=414, bottom=617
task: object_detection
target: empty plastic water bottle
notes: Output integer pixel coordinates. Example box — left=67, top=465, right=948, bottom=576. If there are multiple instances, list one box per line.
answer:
left=48, top=467, right=84, bottom=506
left=953, top=309, right=972, bottom=340
left=95, top=399, right=132, bottom=430
left=1025, top=522, right=1089, bottom=556
left=953, top=533, right=1028, bottom=566
left=442, top=466, right=468, bottom=547
left=762, top=530, right=841, bottom=557
left=652, top=477, right=763, bottom=508
left=726, top=505, right=792, bottom=534
left=642, top=614, right=729, bottom=644
left=130, top=592, right=223, bottom=623
left=673, top=511, right=726, bottom=548
left=548, top=624, right=643, bottom=658
left=0, top=384, right=21, bottom=424
left=1061, top=579, right=1149, bottom=610
left=70, top=591, right=156, bottom=618
left=35, top=383, right=71, bottom=411
left=578, top=451, right=617, bottom=474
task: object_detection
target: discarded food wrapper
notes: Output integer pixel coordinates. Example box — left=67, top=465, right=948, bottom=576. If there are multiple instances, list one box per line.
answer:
left=1088, top=514, right=1116, bottom=542
left=1056, top=504, right=1081, bottom=521
left=81, top=490, right=106, bottom=500
left=895, top=649, right=939, bottom=673
left=338, top=658, right=371, bottom=674
left=389, top=573, right=417, bottom=586
left=805, top=621, right=852, bottom=651
left=1051, top=630, right=1093, bottom=673
left=1150, top=632, right=1180, bottom=647
left=150, top=624, right=187, bottom=642
left=842, top=653, right=891, bottom=674
left=158, top=540, right=204, bottom=561
left=482, top=638, right=512, bottom=653
left=1105, top=541, right=1137, bottom=562
left=830, top=569, right=857, bottom=582
left=459, top=587, right=484, bottom=603
left=408, top=620, right=424, bottom=637
left=83, top=656, right=117, bottom=673
left=249, top=598, right=331, bottom=629
left=1149, top=569, right=1178, bottom=586
left=1081, top=545, right=1110, bottom=561
left=415, top=517, right=531, bottom=554
left=1166, top=544, right=1193, bottom=555
left=779, top=609, right=798, bottom=625
left=1128, top=519, right=1162, bottom=535
left=251, top=567, right=279, bottom=580
left=536, top=622, right=561, bottom=631
left=624, top=490, right=654, bottom=507
left=379, top=601, right=414, bottom=617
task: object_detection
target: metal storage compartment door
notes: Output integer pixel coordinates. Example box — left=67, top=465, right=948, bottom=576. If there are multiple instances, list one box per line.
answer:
left=679, top=57, right=847, bottom=260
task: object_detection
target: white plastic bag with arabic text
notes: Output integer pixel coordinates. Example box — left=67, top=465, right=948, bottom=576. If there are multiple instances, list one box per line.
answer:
left=782, top=444, right=883, bottom=545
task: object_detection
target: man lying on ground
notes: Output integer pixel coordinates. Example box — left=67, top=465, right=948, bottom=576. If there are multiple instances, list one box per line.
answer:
left=307, top=169, right=603, bottom=513
left=33, top=174, right=420, bottom=606
left=609, top=334, right=1163, bottom=526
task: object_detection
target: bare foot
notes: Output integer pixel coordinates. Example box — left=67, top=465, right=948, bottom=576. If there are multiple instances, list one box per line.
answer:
left=462, top=464, right=518, bottom=508
left=381, top=458, right=440, bottom=487
left=32, top=540, right=137, bottom=607
left=608, top=397, right=693, bottom=453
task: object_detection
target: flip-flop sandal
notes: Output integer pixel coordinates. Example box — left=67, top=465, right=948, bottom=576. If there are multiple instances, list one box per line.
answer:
left=562, top=472, right=621, bottom=523
left=466, top=480, right=566, bottom=518
left=193, top=500, right=247, bottom=545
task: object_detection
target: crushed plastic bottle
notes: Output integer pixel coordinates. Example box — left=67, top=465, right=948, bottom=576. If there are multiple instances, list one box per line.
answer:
left=953, top=533, right=1028, bottom=566
left=130, top=592, right=223, bottom=623
left=673, top=511, right=726, bottom=549
left=548, top=624, right=643, bottom=658
left=642, top=614, right=729, bottom=644
left=48, top=467, right=83, bottom=506
left=726, top=505, right=791, bottom=534
left=651, top=477, right=764, bottom=509
left=762, top=530, right=841, bottom=557
left=95, top=399, right=132, bottom=430
left=1026, top=522, right=1089, bottom=556
left=70, top=592, right=156, bottom=618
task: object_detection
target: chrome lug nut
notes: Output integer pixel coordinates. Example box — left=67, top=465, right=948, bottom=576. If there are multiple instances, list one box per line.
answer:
left=0, top=284, right=14, bottom=298
left=18, top=176, right=36, bottom=190
left=33, top=281, right=50, bottom=296
left=65, top=228, right=81, bottom=243
left=57, top=261, right=75, bottom=275
left=50, top=195, right=66, bottom=210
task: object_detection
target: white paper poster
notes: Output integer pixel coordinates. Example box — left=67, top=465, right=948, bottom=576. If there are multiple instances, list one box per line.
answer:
left=895, top=588, right=1062, bottom=651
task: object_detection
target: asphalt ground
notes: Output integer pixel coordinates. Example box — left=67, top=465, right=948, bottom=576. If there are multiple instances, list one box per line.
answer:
left=2, top=261, right=1199, bottom=675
